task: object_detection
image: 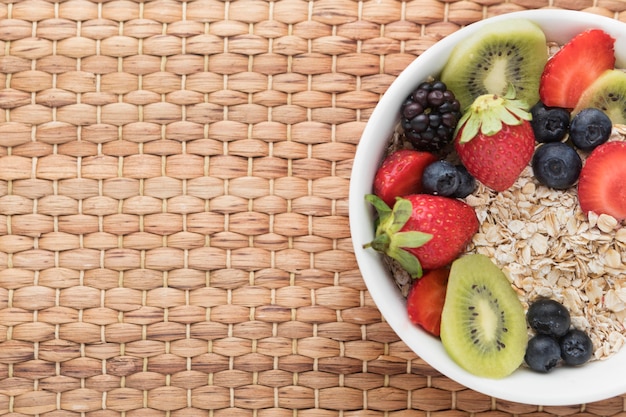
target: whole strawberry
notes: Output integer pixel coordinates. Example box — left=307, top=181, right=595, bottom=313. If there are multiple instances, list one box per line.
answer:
left=363, top=194, right=478, bottom=278
left=454, top=89, right=535, bottom=191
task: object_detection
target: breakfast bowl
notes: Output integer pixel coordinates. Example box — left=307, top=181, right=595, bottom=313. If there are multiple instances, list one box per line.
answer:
left=349, top=9, right=626, bottom=406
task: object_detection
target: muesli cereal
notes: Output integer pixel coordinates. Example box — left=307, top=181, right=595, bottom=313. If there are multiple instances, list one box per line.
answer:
left=387, top=127, right=626, bottom=362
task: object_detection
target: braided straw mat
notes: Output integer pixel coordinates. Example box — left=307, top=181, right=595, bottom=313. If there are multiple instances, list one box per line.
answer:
left=2, top=0, right=626, bottom=415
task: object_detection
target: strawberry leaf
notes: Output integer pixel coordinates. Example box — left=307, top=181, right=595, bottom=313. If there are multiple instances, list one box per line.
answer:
left=480, top=109, right=502, bottom=136
left=494, top=104, right=522, bottom=127
left=365, top=193, right=391, bottom=217
left=365, top=194, right=393, bottom=236
left=390, top=247, right=424, bottom=278
left=506, top=102, right=532, bottom=121
left=363, top=196, right=432, bottom=278
left=456, top=92, right=531, bottom=144
left=458, top=112, right=481, bottom=144
left=392, top=230, right=433, bottom=249
left=389, top=197, right=412, bottom=234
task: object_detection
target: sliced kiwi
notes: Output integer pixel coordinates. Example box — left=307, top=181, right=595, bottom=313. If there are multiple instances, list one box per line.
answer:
left=440, top=254, right=527, bottom=379
left=573, top=69, right=626, bottom=125
left=441, top=19, right=548, bottom=111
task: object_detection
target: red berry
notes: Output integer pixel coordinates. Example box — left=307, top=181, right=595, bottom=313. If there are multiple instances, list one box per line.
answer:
left=454, top=93, right=535, bottom=192
left=540, top=29, right=616, bottom=109
left=407, top=268, right=449, bottom=336
left=364, top=194, right=479, bottom=277
left=578, top=141, right=626, bottom=221
left=374, top=149, right=438, bottom=207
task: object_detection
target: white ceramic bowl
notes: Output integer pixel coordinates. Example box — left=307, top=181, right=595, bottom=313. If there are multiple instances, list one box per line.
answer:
left=349, top=9, right=626, bottom=406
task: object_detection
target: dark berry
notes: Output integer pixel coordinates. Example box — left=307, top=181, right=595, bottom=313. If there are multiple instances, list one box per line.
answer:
left=422, top=160, right=460, bottom=197
left=401, top=80, right=462, bottom=153
left=569, top=108, right=612, bottom=151
left=530, top=102, right=570, bottom=143
left=409, top=114, right=429, bottom=132
left=428, top=90, right=445, bottom=106
left=525, top=334, right=561, bottom=373
left=452, top=165, right=476, bottom=198
left=532, top=142, right=582, bottom=189
left=441, top=112, right=458, bottom=128
left=431, top=81, right=446, bottom=91
left=527, top=298, right=571, bottom=338
left=402, top=102, right=423, bottom=119
left=560, top=329, right=593, bottom=366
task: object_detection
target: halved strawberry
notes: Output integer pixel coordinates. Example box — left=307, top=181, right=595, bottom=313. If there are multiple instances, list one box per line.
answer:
left=407, top=267, right=449, bottom=337
left=578, top=141, right=626, bottom=221
left=540, top=29, right=615, bottom=109
left=373, top=149, right=438, bottom=207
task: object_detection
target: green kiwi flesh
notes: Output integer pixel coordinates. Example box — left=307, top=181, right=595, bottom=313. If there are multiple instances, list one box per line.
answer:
left=573, top=69, right=626, bottom=125
left=441, top=19, right=548, bottom=112
left=440, top=254, right=527, bottom=379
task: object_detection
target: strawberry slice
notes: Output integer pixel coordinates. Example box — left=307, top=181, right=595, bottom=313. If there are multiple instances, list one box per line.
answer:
left=373, top=149, right=438, bottom=207
left=540, top=29, right=615, bottom=109
left=578, top=141, right=626, bottom=221
left=407, top=267, right=449, bottom=337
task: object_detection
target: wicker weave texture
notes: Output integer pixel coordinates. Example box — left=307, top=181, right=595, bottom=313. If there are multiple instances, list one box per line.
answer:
left=1, top=0, right=626, bottom=415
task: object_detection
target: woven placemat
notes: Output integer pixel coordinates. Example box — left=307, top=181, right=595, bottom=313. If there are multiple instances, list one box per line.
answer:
left=0, top=0, right=625, bottom=415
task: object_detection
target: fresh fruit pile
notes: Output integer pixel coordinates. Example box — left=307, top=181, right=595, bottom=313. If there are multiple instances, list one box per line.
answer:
left=363, top=18, right=626, bottom=379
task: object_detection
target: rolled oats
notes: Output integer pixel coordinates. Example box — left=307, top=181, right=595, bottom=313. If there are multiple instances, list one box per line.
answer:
left=463, top=131, right=626, bottom=361
left=387, top=128, right=626, bottom=362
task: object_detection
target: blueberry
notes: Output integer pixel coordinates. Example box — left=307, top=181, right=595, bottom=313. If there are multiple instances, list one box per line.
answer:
left=527, top=298, right=571, bottom=338
left=452, top=165, right=476, bottom=198
left=560, top=329, right=593, bottom=366
left=422, top=160, right=459, bottom=197
left=525, top=334, right=562, bottom=373
left=570, top=108, right=612, bottom=151
left=532, top=142, right=582, bottom=190
left=530, top=102, right=570, bottom=143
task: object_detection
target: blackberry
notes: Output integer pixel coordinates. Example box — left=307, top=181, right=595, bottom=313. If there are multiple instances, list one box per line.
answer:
left=401, top=81, right=461, bottom=153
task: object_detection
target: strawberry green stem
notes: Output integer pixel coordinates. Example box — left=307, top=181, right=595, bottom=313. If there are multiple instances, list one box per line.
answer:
left=363, top=194, right=433, bottom=278
left=456, top=86, right=532, bottom=144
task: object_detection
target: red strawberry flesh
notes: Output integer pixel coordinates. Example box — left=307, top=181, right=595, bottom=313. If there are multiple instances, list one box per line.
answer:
left=578, top=141, right=626, bottom=221
left=374, top=149, right=438, bottom=207
left=540, top=29, right=616, bottom=109
left=407, top=267, right=449, bottom=336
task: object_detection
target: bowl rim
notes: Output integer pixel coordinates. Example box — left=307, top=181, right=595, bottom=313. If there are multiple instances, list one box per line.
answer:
left=349, top=9, right=626, bottom=406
